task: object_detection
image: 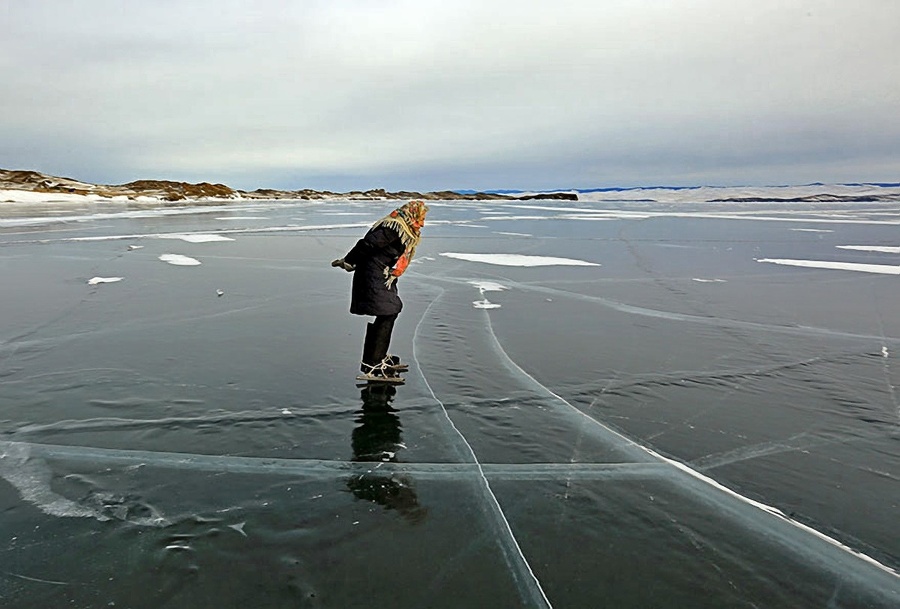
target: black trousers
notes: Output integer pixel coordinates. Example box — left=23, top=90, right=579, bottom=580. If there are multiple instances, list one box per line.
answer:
left=362, top=314, right=397, bottom=366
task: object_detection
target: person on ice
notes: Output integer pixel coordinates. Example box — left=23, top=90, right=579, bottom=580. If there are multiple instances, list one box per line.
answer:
left=331, top=200, right=428, bottom=382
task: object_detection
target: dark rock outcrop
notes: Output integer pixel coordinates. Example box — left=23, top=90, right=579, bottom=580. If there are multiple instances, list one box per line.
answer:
left=119, top=180, right=236, bottom=201
left=515, top=192, right=578, bottom=201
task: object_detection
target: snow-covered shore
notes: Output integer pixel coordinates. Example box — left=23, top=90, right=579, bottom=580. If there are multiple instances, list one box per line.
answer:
left=4, top=183, right=900, bottom=207
left=556, top=183, right=900, bottom=204
left=0, top=188, right=241, bottom=205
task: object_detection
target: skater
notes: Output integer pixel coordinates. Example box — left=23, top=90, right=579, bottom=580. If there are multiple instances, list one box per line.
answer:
left=331, top=200, right=428, bottom=382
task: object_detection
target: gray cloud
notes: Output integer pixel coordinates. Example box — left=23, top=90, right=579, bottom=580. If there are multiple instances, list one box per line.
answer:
left=2, top=0, right=898, bottom=190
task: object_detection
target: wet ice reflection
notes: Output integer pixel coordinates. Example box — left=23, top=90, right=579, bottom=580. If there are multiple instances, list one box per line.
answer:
left=1, top=194, right=898, bottom=607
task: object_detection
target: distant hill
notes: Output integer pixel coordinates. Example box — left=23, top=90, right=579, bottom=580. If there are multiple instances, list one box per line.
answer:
left=5, top=168, right=898, bottom=205
left=0, top=169, right=577, bottom=202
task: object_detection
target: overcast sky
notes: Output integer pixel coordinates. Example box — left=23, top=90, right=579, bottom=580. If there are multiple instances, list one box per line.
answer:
left=2, top=1, right=898, bottom=191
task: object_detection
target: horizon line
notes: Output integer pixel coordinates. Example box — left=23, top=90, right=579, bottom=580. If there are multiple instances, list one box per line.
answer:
left=2, top=167, right=899, bottom=194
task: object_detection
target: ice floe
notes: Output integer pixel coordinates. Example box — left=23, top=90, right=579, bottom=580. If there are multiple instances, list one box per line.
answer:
left=441, top=253, right=599, bottom=267
left=159, top=254, right=201, bottom=266
left=757, top=258, right=900, bottom=275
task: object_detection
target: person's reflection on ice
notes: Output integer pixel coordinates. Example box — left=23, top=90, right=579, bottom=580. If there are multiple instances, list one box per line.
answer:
left=347, top=383, right=427, bottom=523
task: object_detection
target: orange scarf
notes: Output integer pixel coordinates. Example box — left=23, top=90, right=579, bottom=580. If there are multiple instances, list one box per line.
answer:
left=372, top=200, right=428, bottom=285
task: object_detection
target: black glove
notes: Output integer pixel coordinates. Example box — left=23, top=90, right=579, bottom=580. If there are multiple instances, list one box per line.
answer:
left=331, top=258, right=355, bottom=272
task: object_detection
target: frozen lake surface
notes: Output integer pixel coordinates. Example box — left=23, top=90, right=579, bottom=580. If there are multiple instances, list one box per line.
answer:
left=1, top=196, right=899, bottom=608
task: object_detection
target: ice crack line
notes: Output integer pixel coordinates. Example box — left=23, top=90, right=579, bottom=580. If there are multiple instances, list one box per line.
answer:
left=500, top=279, right=900, bottom=344
left=871, top=283, right=899, bottom=421
left=479, top=309, right=900, bottom=584
left=411, top=287, right=553, bottom=609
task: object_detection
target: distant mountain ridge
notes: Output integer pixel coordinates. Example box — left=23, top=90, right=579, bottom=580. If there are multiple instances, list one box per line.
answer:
left=0, top=168, right=577, bottom=202
left=3, top=168, right=899, bottom=204
left=470, top=183, right=900, bottom=204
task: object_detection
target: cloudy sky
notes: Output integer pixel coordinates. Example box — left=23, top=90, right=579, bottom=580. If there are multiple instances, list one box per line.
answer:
left=2, top=1, right=898, bottom=191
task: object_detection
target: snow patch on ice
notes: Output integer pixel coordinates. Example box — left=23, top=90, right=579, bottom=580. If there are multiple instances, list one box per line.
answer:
left=692, top=278, right=727, bottom=283
left=0, top=205, right=239, bottom=229
left=257, top=223, right=370, bottom=232
left=159, top=254, right=201, bottom=266
left=25, top=225, right=369, bottom=244
left=791, top=228, right=834, bottom=233
left=558, top=215, right=620, bottom=221
left=469, top=280, right=509, bottom=309
left=469, top=280, right=509, bottom=292
left=441, top=253, right=599, bottom=267
left=215, top=216, right=271, bottom=220
left=836, top=245, right=900, bottom=254
left=87, top=277, right=123, bottom=285
left=160, top=233, right=234, bottom=243
left=494, top=231, right=533, bottom=237
left=757, top=258, right=900, bottom=275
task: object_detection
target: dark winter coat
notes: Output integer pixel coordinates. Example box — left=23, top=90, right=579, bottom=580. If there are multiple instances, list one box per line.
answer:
left=343, top=225, right=404, bottom=316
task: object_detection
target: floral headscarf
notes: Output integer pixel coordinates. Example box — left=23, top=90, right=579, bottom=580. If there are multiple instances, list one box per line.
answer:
left=372, top=200, right=428, bottom=286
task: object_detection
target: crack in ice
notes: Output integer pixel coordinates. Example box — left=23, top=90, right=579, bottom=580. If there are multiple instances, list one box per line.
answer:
left=475, top=304, right=900, bottom=584
left=412, top=287, right=554, bottom=609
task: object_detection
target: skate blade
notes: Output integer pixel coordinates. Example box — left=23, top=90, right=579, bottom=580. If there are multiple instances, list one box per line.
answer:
left=355, top=374, right=405, bottom=384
